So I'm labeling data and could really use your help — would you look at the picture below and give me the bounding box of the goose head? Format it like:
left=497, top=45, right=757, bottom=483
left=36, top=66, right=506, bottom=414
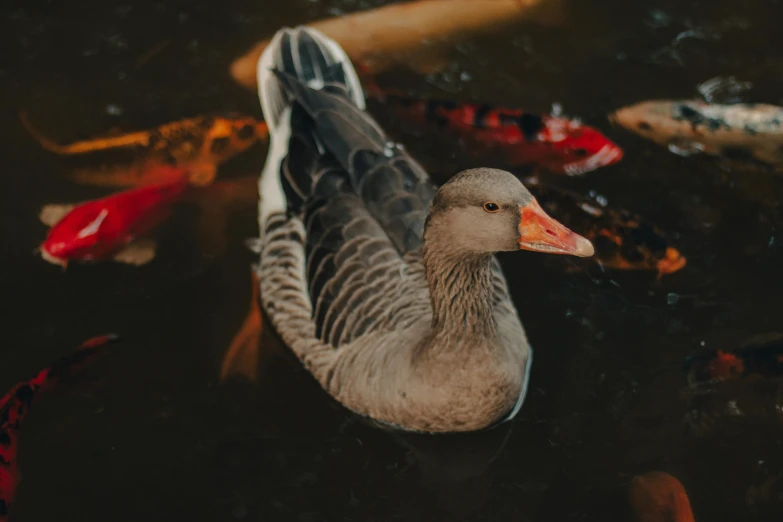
left=425, top=168, right=594, bottom=257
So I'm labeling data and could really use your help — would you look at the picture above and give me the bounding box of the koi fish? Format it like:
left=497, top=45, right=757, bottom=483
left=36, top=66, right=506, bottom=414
left=524, top=178, right=686, bottom=276
left=0, top=334, right=118, bottom=521
left=628, top=472, right=695, bottom=522
left=609, top=99, right=783, bottom=168
left=374, top=92, right=623, bottom=175
left=230, top=0, right=564, bottom=89
left=684, top=333, right=783, bottom=386
left=682, top=334, right=783, bottom=437
left=38, top=167, right=189, bottom=268
left=20, top=111, right=267, bottom=187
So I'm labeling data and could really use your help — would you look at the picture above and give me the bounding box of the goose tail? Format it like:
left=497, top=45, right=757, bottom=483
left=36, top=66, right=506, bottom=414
left=256, top=26, right=365, bottom=229
left=258, top=26, right=364, bottom=127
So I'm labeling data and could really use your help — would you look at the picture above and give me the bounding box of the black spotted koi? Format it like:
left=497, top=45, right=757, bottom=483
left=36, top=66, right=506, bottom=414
left=610, top=99, right=783, bottom=168
left=525, top=178, right=686, bottom=277
left=20, top=111, right=268, bottom=187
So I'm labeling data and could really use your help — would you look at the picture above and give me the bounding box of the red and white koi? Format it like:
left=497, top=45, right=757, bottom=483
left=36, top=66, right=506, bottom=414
left=38, top=167, right=189, bottom=268
left=374, top=91, right=623, bottom=175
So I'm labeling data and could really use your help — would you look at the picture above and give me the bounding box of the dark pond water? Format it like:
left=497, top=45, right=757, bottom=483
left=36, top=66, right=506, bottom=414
left=3, top=0, right=783, bottom=520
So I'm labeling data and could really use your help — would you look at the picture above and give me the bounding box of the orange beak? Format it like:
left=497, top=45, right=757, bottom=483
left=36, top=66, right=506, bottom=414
left=519, top=199, right=595, bottom=257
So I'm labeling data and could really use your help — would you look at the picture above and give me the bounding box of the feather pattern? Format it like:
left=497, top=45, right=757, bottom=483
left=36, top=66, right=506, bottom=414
left=254, top=26, right=531, bottom=433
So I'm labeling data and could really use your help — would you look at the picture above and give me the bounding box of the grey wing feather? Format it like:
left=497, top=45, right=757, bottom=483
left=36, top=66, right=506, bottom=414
left=275, top=69, right=438, bottom=255
left=259, top=26, right=434, bottom=354
left=296, top=143, right=429, bottom=348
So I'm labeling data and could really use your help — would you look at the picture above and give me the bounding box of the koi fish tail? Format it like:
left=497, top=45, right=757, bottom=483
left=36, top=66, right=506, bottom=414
left=18, top=110, right=71, bottom=154
left=220, top=270, right=263, bottom=383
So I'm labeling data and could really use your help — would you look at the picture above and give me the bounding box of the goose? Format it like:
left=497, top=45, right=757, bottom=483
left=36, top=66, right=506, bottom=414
left=254, top=26, right=594, bottom=433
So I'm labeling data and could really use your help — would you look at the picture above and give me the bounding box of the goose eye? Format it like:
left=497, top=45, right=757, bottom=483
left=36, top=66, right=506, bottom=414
left=483, top=202, right=500, bottom=213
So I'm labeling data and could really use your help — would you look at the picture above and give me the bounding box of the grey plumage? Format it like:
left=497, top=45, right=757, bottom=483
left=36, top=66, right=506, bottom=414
left=255, top=27, right=542, bottom=433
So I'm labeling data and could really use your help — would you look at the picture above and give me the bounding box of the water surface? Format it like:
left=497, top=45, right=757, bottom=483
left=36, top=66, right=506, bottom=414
left=2, top=0, right=783, bottom=520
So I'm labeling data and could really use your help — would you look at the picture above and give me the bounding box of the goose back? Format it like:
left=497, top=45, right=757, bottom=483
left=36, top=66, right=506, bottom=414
left=254, top=26, right=530, bottom=433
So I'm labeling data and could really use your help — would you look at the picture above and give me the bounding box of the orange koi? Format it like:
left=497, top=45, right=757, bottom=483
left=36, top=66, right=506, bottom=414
left=20, top=111, right=268, bottom=187
left=230, top=0, right=564, bottom=90
left=0, top=334, right=118, bottom=521
left=629, top=472, right=695, bottom=522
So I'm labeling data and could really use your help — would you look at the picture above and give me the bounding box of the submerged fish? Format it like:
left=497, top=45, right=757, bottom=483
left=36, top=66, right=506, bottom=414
left=525, top=178, right=686, bottom=276
left=20, top=111, right=267, bottom=187
left=0, top=334, right=118, bottom=521
left=684, top=333, right=783, bottom=386
left=609, top=99, right=783, bottom=168
left=628, top=471, right=695, bottom=522
left=682, top=334, right=783, bottom=437
left=38, top=167, right=189, bottom=268
left=375, top=92, right=623, bottom=175
left=230, top=0, right=564, bottom=89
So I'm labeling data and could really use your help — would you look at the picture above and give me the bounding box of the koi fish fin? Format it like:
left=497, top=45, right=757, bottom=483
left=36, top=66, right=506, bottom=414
left=656, top=247, right=687, bottom=278
left=220, top=271, right=263, bottom=383
left=628, top=471, right=695, bottom=522
left=18, top=110, right=72, bottom=155
left=112, top=238, right=157, bottom=266
left=67, top=165, right=146, bottom=188
left=38, top=203, right=77, bottom=227
left=68, top=161, right=189, bottom=189
left=254, top=121, right=270, bottom=143
left=39, top=248, right=68, bottom=270
left=188, top=162, right=218, bottom=187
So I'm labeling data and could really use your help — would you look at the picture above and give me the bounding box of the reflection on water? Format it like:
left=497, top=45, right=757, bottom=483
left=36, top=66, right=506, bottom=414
left=2, top=0, right=783, bottom=521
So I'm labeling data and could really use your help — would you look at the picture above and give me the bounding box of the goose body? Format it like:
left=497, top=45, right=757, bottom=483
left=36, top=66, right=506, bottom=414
left=254, top=27, right=594, bottom=433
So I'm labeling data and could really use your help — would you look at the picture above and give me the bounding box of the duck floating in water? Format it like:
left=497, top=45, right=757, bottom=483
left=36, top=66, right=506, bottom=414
left=253, top=26, right=594, bottom=433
